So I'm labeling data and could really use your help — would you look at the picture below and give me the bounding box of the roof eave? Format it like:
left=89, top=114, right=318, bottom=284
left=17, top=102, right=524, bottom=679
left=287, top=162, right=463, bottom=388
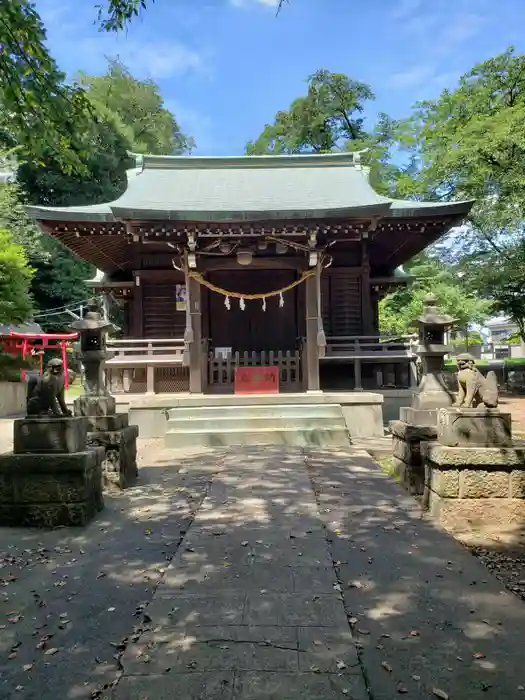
left=388, top=199, right=475, bottom=218
left=109, top=203, right=393, bottom=222
left=25, top=205, right=116, bottom=223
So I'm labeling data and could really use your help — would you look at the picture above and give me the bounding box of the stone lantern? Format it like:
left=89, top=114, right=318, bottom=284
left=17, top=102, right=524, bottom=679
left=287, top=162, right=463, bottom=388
left=70, top=300, right=139, bottom=489
left=409, top=294, right=457, bottom=413
left=70, top=299, right=113, bottom=399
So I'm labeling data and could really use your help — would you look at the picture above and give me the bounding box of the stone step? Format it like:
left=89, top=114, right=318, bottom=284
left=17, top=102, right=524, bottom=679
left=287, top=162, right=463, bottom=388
left=165, top=426, right=351, bottom=449
left=165, top=403, right=343, bottom=420
left=166, top=415, right=346, bottom=432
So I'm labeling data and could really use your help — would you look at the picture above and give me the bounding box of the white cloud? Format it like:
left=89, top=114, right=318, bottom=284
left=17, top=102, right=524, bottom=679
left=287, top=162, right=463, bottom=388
left=164, top=100, right=215, bottom=154
left=390, top=0, right=423, bottom=21
left=389, top=65, right=434, bottom=88
left=121, top=43, right=207, bottom=79
left=438, top=12, right=486, bottom=51
left=73, top=37, right=210, bottom=80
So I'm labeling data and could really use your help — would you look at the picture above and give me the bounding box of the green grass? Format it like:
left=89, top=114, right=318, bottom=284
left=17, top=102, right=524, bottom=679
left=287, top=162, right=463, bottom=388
left=66, top=383, right=82, bottom=398
left=444, top=359, right=489, bottom=368
left=375, top=455, right=401, bottom=482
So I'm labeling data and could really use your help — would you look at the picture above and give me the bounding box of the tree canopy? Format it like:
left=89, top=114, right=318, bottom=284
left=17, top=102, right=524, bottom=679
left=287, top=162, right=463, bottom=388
left=1, top=57, right=193, bottom=330
left=378, top=254, right=492, bottom=336
left=0, top=227, right=33, bottom=326
left=404, top=47, right=525, bottom=339
left=246, top=69, right=411, bottom=196
left=0, top=0, right=190, bottom=171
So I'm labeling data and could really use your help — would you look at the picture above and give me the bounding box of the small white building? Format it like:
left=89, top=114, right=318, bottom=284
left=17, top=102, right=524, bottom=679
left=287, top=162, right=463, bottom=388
left=484, top=316, right=524, bottom=359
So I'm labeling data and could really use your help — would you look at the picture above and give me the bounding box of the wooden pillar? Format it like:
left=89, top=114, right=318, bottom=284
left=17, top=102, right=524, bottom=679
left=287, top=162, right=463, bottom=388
left=188, top=274, right=203, bottom=393
left=361, top=237, right=374, bottom=335
left=305, top=271, right=320, bottom=392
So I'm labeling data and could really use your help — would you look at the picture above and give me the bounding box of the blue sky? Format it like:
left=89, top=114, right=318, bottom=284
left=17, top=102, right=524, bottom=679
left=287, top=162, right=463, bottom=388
left=36, top=0, right=525, bottom=156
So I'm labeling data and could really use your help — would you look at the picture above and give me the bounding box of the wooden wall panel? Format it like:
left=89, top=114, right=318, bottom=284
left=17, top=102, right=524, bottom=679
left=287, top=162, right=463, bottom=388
left=321, top=269, right=362, bottom=336
left=142, top=283, right=186, bottom=338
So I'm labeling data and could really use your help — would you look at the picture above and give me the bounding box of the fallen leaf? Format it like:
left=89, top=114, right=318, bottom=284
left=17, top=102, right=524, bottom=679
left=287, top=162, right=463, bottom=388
left=473, top=652, right=486, bottom=659
left=408, top=630, right=419, bottom=637
left=333, top=584, right=342, bottom=592
left=398, top=688, right=409, bottom=694
left=22, top=664, right=33, bottom=672
left=336, top=660, right=347, bottom=670
left=412, top=675, right=421, bottom=681
left=107, top=607, right=116, bottom=612
left=240, top=541, right=249, bottom=547
left=310, top=665, right=321, bottom=673
left=382, top=661, right=393, bottom=673
left=349, top=617, right=358, bottom=626
left=44, top=648, right=59, bottom=655
left=432, top=689, right=449, bottom=700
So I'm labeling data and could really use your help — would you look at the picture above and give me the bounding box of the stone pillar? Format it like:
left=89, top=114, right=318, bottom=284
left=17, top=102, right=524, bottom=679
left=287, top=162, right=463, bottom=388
left=188, top=274, right=203, bottom=394
left=305, top=272, right=320, bottom=392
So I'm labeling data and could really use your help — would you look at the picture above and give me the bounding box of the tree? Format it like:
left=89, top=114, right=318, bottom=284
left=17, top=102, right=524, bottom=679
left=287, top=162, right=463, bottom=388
left=0, top=227, right=33, bottom=326
left=0, top=0, right=94, bottom=171
left=0, top=0, right=184, bottom=170
left=2, top=58, right=193, bottom=329
left=378, top=253, right=492, bottom=336
left=404, top=47, right=525, bottom=339
left=410, top=48, right=525, bottom=227
left=246, top=70, right=409, bottom=196
left=0, top=181, right=93, bottom=330
left=247, top=70, right=374, bottom=154
left=78, top=59, right=194, bottom=155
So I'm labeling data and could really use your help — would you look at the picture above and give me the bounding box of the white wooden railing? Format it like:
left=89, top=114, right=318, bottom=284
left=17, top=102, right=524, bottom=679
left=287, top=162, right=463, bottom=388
left=324, top=335, right=418, bottom=390
left=105, top=338, right=187, bottom=394
left=325, top=334, right=418, bottom=358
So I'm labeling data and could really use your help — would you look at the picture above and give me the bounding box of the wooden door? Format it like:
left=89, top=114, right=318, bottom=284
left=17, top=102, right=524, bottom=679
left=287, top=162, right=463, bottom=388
left=208, top=270, right=298, bottom=352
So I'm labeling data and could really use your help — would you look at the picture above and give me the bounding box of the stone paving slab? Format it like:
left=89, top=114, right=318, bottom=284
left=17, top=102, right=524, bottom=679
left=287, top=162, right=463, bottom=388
left=2, top=440, right=525, bottom=699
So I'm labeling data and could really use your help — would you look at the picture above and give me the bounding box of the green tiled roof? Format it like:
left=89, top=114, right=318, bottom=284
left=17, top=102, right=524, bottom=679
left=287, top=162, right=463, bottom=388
left=25, top=153, right=474, bottom=223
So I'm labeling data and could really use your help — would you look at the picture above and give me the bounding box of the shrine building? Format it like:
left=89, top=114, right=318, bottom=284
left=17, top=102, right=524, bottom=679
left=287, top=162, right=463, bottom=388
left=26, top=152, right=473, bottom=415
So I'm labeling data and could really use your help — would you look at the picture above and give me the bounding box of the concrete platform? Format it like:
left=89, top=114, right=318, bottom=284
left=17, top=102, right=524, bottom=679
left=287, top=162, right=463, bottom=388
left=128, top=391, right=385, bottom=441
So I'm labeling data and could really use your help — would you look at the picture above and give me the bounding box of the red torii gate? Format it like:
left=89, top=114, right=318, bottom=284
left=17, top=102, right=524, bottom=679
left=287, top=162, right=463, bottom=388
left=0, top=331, right=79, bottom=388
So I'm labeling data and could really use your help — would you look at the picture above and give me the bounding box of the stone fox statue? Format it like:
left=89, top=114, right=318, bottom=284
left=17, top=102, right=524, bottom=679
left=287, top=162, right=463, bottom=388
left=26, top=358, right=72, bottom=417
left=454, top=353, right=498, bottom=409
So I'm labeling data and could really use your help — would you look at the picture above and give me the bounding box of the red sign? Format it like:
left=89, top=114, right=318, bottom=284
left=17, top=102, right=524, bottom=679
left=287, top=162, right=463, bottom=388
left=234, top=366, right=279, bottom=394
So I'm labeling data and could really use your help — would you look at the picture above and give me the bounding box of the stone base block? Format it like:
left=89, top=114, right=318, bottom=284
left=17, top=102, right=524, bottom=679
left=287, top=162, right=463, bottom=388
left=437, top=407, right=512, bottom=447
left=13, top=416, right=88, bottom=454
left=399, top=407, right=438, bottom=427
left=0, top=447, right=104, bottom=527
left=429, top=495, right=525, bottom=533
left=422, top=442, right=525, bottom=532
left=86, top=425, right=139, bottom=489
left=82, top=412, right=128, bottom=433
left=74, top=395, right=116, bottom=417
left=390, top=420, right=437, bottom=443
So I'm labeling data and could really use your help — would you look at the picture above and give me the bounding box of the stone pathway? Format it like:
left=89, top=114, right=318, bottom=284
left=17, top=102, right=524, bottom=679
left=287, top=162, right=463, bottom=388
left=1, top=444, right=525, bottom=699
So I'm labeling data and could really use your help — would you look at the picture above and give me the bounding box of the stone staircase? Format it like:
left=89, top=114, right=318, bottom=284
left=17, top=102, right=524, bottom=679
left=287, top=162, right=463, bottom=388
left=164, top=403, right=351, bottom=449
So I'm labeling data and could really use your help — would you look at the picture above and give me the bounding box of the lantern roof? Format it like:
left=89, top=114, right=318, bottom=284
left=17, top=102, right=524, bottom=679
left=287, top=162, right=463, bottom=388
left=410, top=294, right=458, bottom=328
left=69, top=300, right=112, bottom=332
